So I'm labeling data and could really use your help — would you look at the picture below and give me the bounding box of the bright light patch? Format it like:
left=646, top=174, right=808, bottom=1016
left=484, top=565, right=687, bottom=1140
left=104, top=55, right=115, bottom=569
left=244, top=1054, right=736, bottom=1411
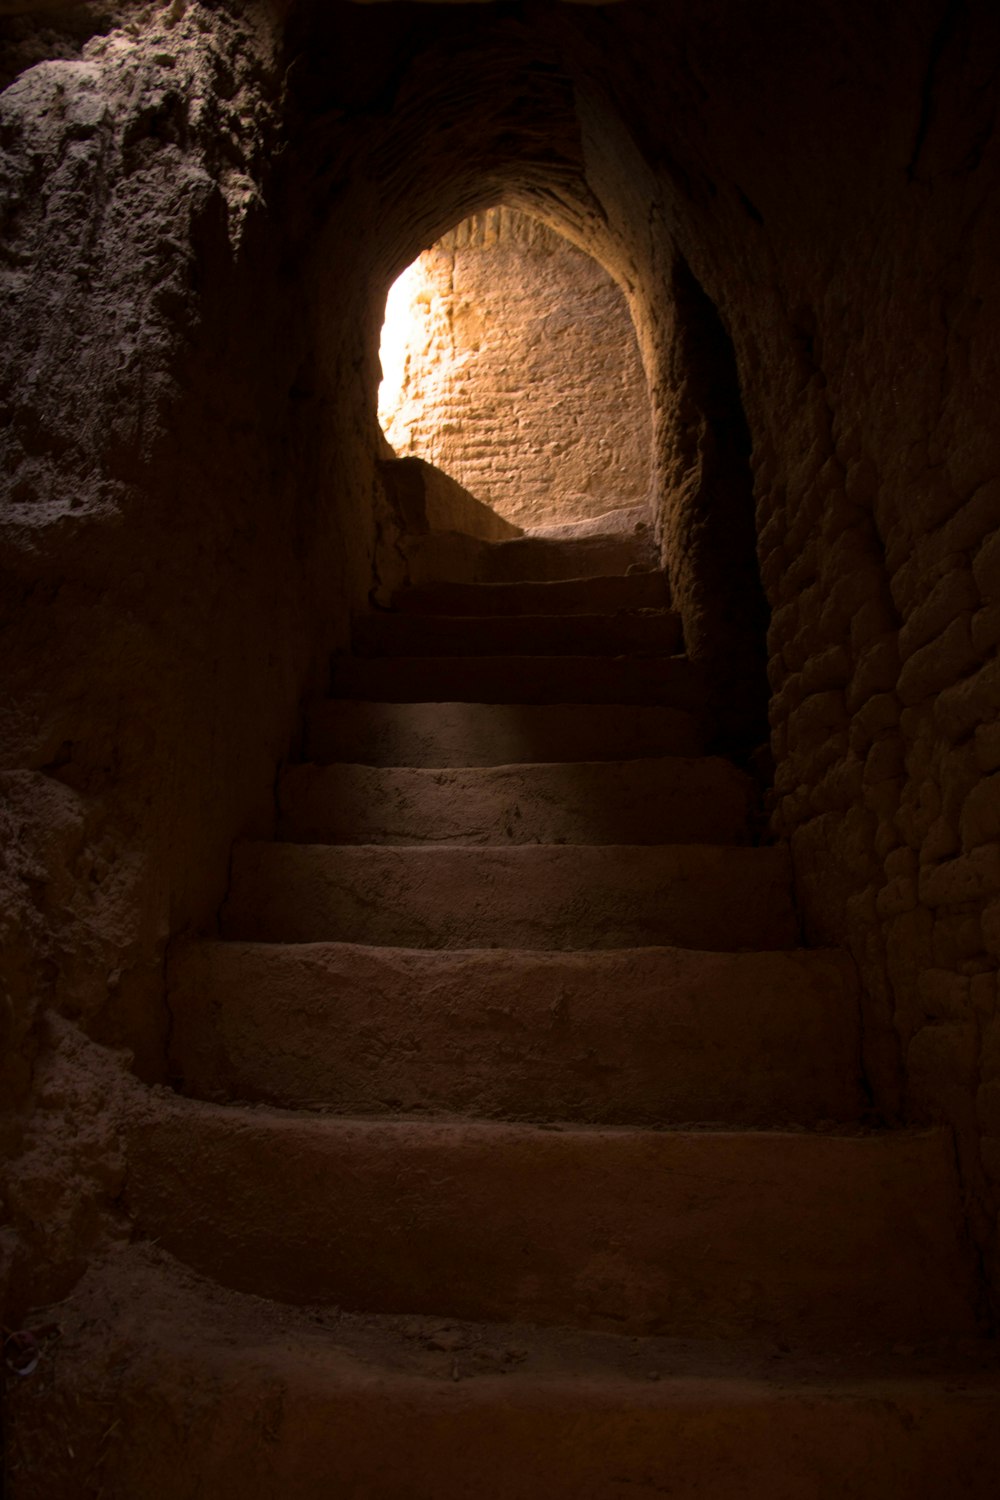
left=374, top=208, right=653, bottom=530
left=377, top=259, right=425, bottom=445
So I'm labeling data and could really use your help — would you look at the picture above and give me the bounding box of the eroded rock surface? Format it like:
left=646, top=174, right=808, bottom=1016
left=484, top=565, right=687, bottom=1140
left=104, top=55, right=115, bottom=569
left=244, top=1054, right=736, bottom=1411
left=2, top=0, right=1000, bottom=1467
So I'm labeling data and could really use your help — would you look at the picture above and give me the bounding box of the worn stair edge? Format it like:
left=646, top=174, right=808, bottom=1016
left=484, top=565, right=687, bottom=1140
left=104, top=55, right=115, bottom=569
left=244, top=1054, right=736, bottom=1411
left=167, top=940, right=865, bottom=1124
left=392, top=572, right=671, bottom=616
left=405, top=528, right=657, bottom=585
left=9, top=1246, right=1000, bottom=1500
left=123, top=1102, right=982, bottom=1344
left=524, top=505, right=655, bottom=541
left=221, top=842, right=799, bottom=952
left=330, top=653, right=706, bottom=707
left=351, top=609, right=683, bottom=658
left=276, top=758, right=754, bottom=847
left=305, top=700, right=705, bottom=766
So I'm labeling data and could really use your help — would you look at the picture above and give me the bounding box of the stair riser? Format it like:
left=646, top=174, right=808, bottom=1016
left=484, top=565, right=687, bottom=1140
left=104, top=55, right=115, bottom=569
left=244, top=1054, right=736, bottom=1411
left=352, top=611, right=682, bottom=658
left=168, top=942, right=864, bottom=1124
left=277, top=760, right=753, bottom=847
left=222, top=843, right=799, bottom=951
left=25, top=1354, right=1000, bottom=1500
left=125, top=1106, right=980, bottom=1343
left=479, top=536, right=660, bottom=582
left=393, top=574, right=671, bottom=616
left=306, top=701, right=704, bottom=766
left=406, top=531, right=657, bottom=584
left=331, top=655, right=705, bottom=706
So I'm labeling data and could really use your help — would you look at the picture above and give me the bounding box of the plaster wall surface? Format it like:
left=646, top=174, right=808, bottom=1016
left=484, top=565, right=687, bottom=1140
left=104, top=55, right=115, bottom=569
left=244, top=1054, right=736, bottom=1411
left=379, top=207, right=652, bottom=529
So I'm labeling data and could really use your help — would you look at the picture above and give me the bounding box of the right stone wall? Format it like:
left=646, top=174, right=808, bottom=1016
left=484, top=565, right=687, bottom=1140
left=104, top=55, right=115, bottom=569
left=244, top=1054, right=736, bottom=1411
left=558, top=0, right=1000, bottom=1300
left=625, top=1, right=1000, bottom=1290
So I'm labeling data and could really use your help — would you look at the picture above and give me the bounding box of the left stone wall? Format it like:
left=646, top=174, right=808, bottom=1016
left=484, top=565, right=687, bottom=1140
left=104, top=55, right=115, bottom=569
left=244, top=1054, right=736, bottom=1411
left=0, top=0, right=381, bottom=1317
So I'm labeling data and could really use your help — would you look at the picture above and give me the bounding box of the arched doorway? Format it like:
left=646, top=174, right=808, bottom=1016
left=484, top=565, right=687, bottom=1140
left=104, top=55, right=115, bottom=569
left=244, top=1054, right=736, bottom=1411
left=376, top=206, right=653, bottom=535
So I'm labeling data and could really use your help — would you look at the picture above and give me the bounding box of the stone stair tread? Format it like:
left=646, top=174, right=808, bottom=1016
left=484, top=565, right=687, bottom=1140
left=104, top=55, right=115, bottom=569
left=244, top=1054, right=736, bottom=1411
left=523, top=506, right=655, bottom=542
left=276, top=757, right=754, bottom=846
left=123, top=1098, right=981, bottom=1344
left=17, top=1245, right=1000, bottom=1499
left=59, top=500, right=982, bottom=1500
left=331, top=653, right=705, bottom=706
left=167, top=939, right=864, bottom=1124
left=405, top=527, right=657, bottom=584
left=305, top=699, right=704, bottom=765
left=393, top=573, right=671, bottom=616
left=221, top=841, right=798, bottom=951
left=351, top=609, right=683, bottom=658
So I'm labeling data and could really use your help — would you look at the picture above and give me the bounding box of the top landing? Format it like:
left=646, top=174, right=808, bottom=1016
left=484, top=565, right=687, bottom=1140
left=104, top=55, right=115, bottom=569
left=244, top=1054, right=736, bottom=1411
left=403, top=505, right=660, bottom=587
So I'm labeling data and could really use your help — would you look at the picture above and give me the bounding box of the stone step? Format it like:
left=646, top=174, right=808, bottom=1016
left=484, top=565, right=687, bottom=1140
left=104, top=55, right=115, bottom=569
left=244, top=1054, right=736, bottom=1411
left=17, top=1246, right=1000, bottom=1500
left=524, top=505, right=655, bottom=542
left=393, top=573, right=671, bottom=616
left=406, top=526, right=658, bottom=584
left=168, top=941, right=864, bottom=1125
left=221, top=843, right=798, bottom=951
left=306, top=700, right=704, bottom=766
left=351, top=610, right=682, bottom=658
left=277, top=758, right=754, bottom=847
left=331, top=654, right=705, bottom=706
left=123, top=1102, right=980, bottom=1344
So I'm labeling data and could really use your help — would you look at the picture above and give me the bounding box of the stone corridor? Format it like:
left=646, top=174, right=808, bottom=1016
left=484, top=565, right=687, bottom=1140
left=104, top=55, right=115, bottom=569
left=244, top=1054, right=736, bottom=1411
left=10, top=512, right=1000, bottom=1494
left=2, top=0, right=1000, bottom=1494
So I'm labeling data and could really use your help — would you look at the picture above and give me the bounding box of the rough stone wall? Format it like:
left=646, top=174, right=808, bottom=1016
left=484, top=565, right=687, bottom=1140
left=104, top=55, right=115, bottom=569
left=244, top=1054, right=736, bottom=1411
left=651, top=253, right=770, bottom=756
left=0, top=0, right=392, bottom=1314
left=3, top=0, right=1000, bottom=1331
left=615, top=0, right=1000, bottom=1297
left=378, top=206, right=652, bottom=530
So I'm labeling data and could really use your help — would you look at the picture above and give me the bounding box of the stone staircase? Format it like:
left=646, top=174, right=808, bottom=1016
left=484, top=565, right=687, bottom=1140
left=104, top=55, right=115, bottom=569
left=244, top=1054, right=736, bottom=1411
left=10, top=523, right=1000, bottom=1497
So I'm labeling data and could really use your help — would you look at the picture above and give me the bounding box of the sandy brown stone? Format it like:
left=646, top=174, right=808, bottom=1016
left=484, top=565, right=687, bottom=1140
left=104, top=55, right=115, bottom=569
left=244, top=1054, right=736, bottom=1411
left=379, top=455, right=521, bottom=541
left=405, top=519, right=658, bottom=585
left=392, top=572, right=671, bottom=616
left=379, top=207, right=652, bottom=529
left=8, top=1246, right=1000, bottom=1500
left=306, top=699, right=704, bottom=766
left=123, top=1101, right=980, bottom=1344
left=4, top=0, right=1000, bottom=1485
left=351, top=607, right=682, bottom=658
left=168, top=939, right=864, bottom=1124
left=277, top=757, right=753, bottom=846
left=221, top=841, right=799, bottom=951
